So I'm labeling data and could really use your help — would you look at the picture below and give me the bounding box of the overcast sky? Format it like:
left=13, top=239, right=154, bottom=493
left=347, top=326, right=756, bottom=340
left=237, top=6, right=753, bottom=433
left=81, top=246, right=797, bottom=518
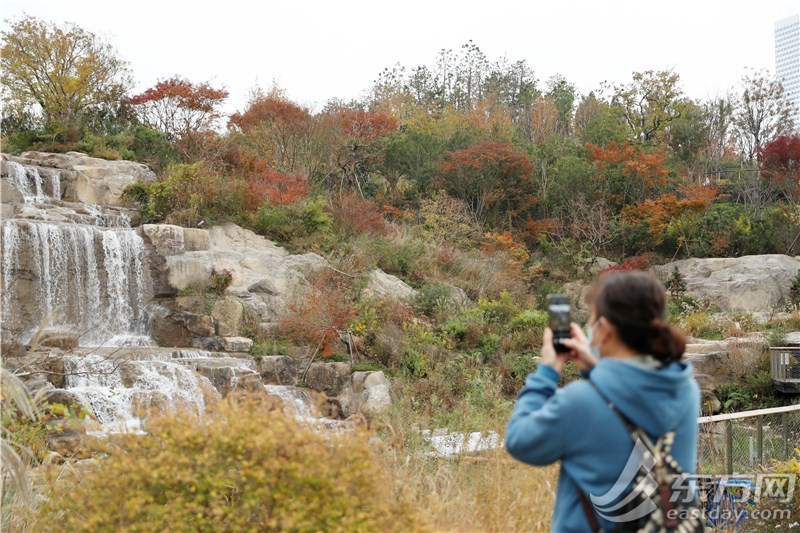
left=3, top=0, right=800, bottom=114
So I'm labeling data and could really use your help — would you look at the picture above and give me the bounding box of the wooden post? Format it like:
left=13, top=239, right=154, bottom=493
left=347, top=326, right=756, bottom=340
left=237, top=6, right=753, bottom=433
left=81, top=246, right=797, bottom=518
left=726, top=420, right=733, bottom=475
left=784, top=412, right=790, bottom=460
left=756, top=416, right=763, bottom=467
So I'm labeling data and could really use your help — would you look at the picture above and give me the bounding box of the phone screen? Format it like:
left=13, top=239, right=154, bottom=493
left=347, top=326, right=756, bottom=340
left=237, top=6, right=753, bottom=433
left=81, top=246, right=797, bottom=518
left=548, top=303, right=571, bottom=333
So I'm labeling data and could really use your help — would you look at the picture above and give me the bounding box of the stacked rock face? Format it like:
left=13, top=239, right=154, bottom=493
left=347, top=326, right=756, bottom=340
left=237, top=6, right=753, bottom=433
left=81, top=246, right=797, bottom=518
left=1, top=152, right=155, bottom=346
left=653, top=255, right=800, bottom=320
left=1, top=152, right=394, bottom=434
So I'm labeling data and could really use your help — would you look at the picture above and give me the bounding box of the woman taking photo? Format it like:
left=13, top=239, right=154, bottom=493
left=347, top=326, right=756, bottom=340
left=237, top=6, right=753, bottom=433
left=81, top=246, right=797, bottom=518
left=505, top=271, right=701, bottom=532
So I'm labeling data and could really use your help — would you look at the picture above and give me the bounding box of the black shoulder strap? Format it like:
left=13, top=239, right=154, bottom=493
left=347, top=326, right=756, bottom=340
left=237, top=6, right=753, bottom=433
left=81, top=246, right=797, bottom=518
left=577, top=486, right=603, bottom=533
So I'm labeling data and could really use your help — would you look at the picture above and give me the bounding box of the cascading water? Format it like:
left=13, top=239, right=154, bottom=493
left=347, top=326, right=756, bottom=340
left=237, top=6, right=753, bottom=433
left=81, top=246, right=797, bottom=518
left=1, top=220, right=149, bottom=345
left=1, top=159, right=151, bottom=346
left=63, top=352, right=219, bottom=433
left=2, top=156, right=327, bottom=434
left=7, top=160, right=60, bottom=204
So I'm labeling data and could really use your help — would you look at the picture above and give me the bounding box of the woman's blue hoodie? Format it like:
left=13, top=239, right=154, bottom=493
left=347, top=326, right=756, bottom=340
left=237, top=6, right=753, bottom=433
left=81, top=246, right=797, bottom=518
left=505, top=358, right=700, bottom=532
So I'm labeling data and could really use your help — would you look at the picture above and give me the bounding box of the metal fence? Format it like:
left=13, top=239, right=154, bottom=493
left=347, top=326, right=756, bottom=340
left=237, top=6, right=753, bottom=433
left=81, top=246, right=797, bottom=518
left=698, top=405, right=800, bottom=475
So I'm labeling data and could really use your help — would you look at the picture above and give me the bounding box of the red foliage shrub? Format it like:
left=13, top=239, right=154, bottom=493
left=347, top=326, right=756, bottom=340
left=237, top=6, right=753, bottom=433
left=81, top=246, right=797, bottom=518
left=759, top=135, right=800, bottom=202
left=128, top=76, right=228, bottom=139
left=598, top=253, right=653, bottom=276
left=328, top=193, right=386, bottom=237
left=279, top=270, right=356, bottom=357
left=337, top=110, right=398, bottom=143
left=437, top=141, right=537, bottom=224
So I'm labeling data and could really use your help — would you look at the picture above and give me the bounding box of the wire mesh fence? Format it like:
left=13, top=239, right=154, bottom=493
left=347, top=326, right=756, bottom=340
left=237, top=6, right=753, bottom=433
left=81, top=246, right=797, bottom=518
left=698, top=405, right=800, bottom=475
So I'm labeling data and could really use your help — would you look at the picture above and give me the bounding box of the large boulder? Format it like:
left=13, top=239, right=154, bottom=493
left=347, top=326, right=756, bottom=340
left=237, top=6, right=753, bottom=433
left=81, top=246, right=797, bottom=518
left=257, top=356, right=301, bottom=386
left=303, top=362, right=351, bottom=396
left=14, top=151, right=156, bottom=206
left=146, top=223, right=327, bottom=323
left=342, top=371, right=392, bottom=417
left=211, top=297, right=245, bottom=336
left=181, top=358, right=261, bottom=396
left=684, top=335, right=769, bottom=390
left=654, top=255, right=800, bottom=318
left=361, top=269, right=418, bottom=301
left=151, top=310, right=215, bottom=347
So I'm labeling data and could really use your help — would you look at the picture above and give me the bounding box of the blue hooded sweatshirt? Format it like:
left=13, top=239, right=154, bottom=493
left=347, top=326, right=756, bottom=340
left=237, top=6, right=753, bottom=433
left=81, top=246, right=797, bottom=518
left=505, top=358, right=700, bottom=532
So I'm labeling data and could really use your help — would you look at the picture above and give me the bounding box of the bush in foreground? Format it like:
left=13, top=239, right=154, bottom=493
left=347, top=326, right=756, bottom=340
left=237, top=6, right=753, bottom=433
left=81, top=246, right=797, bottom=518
left=32, top=394, right=423, bottom=532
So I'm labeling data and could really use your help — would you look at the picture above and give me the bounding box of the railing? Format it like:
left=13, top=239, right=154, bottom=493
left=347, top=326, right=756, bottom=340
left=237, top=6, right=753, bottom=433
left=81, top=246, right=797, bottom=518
left=771, top=347, right=800, bottom=392
left=697, top=404, right=800, bottom=475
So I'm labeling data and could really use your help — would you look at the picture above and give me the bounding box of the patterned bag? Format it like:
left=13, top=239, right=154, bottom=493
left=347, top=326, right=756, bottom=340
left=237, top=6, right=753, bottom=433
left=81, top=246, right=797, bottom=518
left=577, top=381, right=705, bottom=533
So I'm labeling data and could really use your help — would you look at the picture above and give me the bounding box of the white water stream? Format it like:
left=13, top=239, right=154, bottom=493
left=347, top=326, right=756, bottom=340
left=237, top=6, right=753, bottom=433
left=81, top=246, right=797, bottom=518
left=2, top=159, right=338, bottom=433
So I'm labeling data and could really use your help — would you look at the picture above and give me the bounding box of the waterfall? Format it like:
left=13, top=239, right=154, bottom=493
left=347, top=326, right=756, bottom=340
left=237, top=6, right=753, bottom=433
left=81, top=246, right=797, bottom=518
left=0, top=220, right=150, bottom=346
left=64, top=353, right=218, bottom=433
left=85, top=203, right=131, bottom=228
left=7, top=161, right=60, bottom=203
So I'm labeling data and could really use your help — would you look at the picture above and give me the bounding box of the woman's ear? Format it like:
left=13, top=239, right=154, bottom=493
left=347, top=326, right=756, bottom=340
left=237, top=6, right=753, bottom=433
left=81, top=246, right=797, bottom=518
left=597, top=316, right=614, bottom=344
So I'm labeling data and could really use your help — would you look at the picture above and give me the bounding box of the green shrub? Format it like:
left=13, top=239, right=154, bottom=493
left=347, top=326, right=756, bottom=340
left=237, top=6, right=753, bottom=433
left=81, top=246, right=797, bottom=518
left=476, top=291, right=519, bottom=326
left=664, top=266, right=687, bottom=297
left=415, top=281, right=456, bottom=318
left=509, top=309, right=548, bottom=332
left=32, top=395, right=423, bottom=532
left=790, top=270, right=800, bottom=307
left=122, top=163, right=247, bottom=225
left=680, top=311, right=723, bottom=339
left=365, top=235, right=427, bottom=282
left=532, top=280, right=563, bottom=311
left=129, top=125, right=179, bottom=171
left=250, top=338, right=290, bottom=357
left=252, top=197, right=332, bottom=247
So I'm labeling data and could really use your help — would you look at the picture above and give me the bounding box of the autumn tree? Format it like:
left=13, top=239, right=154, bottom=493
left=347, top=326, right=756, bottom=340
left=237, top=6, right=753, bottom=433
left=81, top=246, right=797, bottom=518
left=701, top=95, right=737, bottom=180
left=437, top=141, right=536, bottom=227
left=666, top=99, right=708, bottom=179
left=484, top=58, right=538, bottom=124
left=759, top=135, right=800, bottom=205
left=330, top=106, right=398, bottom=195
left=220, top=144, right=308, bottom=209
left=1, top=15, right=132, bottom=132
left=545, top=74, right=576, bottom=136
left=621, top=184, right=723, bottom=254
left=527, top=96, right=560, bottom=145
left=574, top=92, right=627, bottom=146
left=588, top=141, right=671, bottom=208
left=609, top=69, right=683, bottom=144
left=381, top=130, right=446, bottom=194
left=128, top=76, right=228, bottom=140
left=229, top=92, right=332, bottom=180
left=734, top=69, right=795, bottom=162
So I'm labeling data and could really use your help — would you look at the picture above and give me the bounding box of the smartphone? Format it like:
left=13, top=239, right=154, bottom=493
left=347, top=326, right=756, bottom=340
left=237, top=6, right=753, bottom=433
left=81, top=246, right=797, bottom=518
left=547, top=294, right=571, bottom=353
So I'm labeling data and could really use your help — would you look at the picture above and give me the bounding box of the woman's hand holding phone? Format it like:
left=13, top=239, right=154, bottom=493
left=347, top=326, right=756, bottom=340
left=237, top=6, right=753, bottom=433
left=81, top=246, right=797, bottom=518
left=540, top=323, right=598, bottom=374
left=540, top=327, right=570, bottom=372
left=561, top=323, right=597, bottom=372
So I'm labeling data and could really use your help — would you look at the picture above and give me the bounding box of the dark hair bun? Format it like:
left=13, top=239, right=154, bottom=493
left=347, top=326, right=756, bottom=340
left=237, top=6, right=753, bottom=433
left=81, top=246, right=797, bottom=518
left=649, top=319, right=686, bottom=364
left=593, top=271, right=687, bottom=364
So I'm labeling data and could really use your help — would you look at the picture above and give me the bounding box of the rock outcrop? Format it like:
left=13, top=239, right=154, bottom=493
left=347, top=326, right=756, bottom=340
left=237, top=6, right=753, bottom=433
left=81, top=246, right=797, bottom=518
left=361, top=269, right=418, bottom=301
left=654, top=255, right=800, bottom=318
left=684, top=335, right=769, bottom=390
left=8, top=151, right=156, bottom=206
left=143, top=223, right=327, bottom=328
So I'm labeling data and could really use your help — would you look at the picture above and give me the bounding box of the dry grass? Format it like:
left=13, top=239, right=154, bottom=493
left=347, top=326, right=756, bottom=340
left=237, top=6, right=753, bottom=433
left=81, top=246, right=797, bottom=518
left=725, top=335, right=768, bottom=379
left=375, top=400, right=558, bottom=533
left=385, top=448, right=558, bottom=532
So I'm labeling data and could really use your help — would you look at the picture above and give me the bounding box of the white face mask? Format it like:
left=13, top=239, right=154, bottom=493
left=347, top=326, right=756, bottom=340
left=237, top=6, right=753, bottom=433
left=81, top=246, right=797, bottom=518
left=586, top=322, right=602, bottom=360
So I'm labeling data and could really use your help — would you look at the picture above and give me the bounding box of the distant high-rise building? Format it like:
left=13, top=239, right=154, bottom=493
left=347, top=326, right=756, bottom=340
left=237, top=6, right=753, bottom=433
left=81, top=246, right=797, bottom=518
left=775, top=14, right=800, bottom=129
